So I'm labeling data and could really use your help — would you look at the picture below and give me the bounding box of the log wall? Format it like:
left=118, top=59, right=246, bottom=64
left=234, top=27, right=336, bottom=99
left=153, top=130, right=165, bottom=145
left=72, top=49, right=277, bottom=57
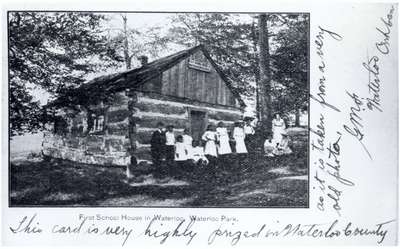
left=42, top=90, right=243, bottom=166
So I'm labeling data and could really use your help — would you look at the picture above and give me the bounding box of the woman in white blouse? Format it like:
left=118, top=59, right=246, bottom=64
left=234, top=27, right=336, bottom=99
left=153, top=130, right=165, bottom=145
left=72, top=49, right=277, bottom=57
left=216, top=122, right=232, bottom=156
left=201, top=124, right=218, bottom=160
left=233, top=122, right=247, bottom=154
left=272, top=113, right=286, bottom=144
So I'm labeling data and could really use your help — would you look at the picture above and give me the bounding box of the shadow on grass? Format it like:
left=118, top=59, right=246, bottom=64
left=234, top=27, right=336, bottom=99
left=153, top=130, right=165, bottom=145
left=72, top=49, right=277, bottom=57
left=10, top=146, right=308, bottom=207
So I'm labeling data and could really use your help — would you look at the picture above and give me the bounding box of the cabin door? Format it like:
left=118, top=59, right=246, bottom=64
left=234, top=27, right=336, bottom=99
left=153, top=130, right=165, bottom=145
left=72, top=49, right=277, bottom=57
left=190, top=110, right=207, bottom=142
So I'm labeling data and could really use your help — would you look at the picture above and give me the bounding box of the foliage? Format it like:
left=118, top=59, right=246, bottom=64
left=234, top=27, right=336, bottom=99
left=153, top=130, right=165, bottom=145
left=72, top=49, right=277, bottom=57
left=168, top=13, right=309, bottom=117
left=168, top=14, right=258, bottom=95
left=8, top=12, right=121, bottom=136
left=8, top=12, right=309, bottom=136
left=106, top=14, right=172, bottom=69
left=270, top=14, right=309, bottom=115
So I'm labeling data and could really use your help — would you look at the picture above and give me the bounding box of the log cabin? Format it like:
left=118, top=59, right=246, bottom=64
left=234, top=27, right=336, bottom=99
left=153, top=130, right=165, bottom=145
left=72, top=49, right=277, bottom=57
left=42, top=45, right=246, bottom=166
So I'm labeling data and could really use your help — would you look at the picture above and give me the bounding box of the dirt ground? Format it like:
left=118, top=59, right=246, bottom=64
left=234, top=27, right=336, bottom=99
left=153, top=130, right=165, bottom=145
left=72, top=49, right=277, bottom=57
left=9, top=147, right=308, bottom=207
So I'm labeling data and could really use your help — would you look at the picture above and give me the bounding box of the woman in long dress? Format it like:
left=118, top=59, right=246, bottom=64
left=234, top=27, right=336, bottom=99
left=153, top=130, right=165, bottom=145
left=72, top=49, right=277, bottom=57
left=216, top=122, right=232, bottom=156
left=182, top=128, right=193, bottom=159
left=272, top=113, right=286, bottom=144
left=233, top=122, right=247, bottom=154
left=201, top=125, right=218, bottom=163
left=243, top=117, right=255, bottom=152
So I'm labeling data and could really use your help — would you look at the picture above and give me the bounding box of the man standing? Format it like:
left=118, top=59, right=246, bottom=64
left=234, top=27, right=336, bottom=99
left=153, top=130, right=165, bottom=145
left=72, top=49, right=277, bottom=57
left=150, top=122, right=166, bottom=166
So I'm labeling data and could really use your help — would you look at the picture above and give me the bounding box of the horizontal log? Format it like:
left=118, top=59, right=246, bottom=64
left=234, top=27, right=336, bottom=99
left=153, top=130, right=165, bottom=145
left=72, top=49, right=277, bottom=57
left=138, top=91, right=243, bottom=112
left=137, top=115, right=189, bottom=130
left=133, top=101, right=187, bottom=116
left=208, top=119, right=235, bottom=130
left=104, top=137, right=130, bottom=152
left=132, top=149, right=152, bottom=161
left=63, top=137, right=81, bottom=148
left=107, top=122, right=128, bottom=136
left=208, top=111, right=242, bottom=122
left=109, top=92, right=129, bottom=106
left=136, top=130, right=152, bottom=144
left=86, top=146, right=106, bottom=155
left=107, top=109, right=130, bottom=123
left=136, top=130, right=184, bottom=145
left=85, top=135, right=104, bottom=144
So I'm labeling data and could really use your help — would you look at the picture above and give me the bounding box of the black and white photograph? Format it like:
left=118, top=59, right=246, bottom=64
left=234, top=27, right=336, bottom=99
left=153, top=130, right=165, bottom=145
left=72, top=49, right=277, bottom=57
left=8, top=12, right=309, bottom=207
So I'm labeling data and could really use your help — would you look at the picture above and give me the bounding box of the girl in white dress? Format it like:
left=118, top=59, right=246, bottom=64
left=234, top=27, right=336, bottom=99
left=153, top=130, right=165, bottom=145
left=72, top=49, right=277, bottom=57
left=201, top=125, right=218, bottom=164
left=182, top=128, right=193, bottom=159
left=216, top=122, right=232, bottom=155
left=233, top=122, right=247, bottom=154
left=272, top=113, right=286, bottom=144
left=174, top=135, right=188, bottom=161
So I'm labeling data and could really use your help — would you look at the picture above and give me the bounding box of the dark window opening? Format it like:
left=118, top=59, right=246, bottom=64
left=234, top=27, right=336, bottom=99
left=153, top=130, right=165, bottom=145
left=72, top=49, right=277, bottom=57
left=88, top=113, right=105, bottom=133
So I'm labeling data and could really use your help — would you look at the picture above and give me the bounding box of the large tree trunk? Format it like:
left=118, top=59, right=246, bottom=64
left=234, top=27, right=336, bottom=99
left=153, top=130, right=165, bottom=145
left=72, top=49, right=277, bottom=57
left=258, top=14, right=273, bottom=138
left=295, top=108, right=301, bottom=127
left=122, top=15, right=131, bottom=70
left=251, top=20, right=261, bottom=122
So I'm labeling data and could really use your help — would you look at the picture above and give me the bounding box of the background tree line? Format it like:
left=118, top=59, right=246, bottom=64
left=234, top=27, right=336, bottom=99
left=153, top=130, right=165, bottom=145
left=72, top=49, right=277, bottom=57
left=8, top=12, right=308, bottom=137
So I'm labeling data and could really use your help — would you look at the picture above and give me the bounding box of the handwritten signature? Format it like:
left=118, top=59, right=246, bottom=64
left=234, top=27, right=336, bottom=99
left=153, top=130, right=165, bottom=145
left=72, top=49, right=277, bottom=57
left=343, top=5, right=394, bottom=160
left=375, top=5, right=395, bottom=54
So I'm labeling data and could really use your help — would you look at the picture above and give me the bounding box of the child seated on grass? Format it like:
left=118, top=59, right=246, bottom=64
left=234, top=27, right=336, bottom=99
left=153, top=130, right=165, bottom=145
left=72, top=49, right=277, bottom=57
left=263, top=135, right=276, bottom=157
left=191, top=140, right=209, bottom=167
left=274, top=133, right=293, bottom=156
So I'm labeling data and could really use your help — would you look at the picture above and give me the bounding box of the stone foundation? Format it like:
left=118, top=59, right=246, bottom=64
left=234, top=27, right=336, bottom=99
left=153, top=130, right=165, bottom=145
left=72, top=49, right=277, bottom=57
left=42, top=133, right=131, bottom=166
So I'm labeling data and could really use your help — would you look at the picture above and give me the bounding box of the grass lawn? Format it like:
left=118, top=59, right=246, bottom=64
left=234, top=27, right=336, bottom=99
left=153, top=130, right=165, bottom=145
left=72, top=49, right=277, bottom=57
left=9, top=146, right=308, bottom=207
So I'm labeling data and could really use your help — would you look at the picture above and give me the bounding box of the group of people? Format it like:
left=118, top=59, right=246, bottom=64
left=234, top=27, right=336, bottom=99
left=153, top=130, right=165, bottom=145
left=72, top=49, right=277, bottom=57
left=150, top=120, right=255, bottom=168
left=150, top=113, right=292, bottom=168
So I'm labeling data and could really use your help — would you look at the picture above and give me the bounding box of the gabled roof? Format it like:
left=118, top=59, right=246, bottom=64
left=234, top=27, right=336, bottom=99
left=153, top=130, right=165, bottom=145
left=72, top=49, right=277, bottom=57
left=50, top=45, right=245, bottom=108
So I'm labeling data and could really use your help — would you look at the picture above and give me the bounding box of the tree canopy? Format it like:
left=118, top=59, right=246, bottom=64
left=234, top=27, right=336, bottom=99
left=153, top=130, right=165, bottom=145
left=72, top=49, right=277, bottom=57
left=8, top=12, right=308, bottom=136
left=167, top=13, right=309, bottom=119
left=8, top=12, right=121, bottom=136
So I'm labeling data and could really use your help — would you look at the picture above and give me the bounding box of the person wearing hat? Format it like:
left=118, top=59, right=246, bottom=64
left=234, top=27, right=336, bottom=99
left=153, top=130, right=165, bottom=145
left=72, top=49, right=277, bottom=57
left=274, top=132, right=292, bottom=156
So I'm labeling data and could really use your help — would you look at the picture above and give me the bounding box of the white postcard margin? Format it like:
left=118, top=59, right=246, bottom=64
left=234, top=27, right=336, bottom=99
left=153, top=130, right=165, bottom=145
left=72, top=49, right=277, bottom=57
left=0, top=1, right=398, bottom=247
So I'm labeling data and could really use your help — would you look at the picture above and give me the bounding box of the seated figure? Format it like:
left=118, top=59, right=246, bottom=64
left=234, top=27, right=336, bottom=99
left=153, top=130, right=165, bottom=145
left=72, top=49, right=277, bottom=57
left=190, top=140, right=209, bottom=166
left=264, top=135, right=276, bottom=157
left=274, top=133, right=293, bottom=156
